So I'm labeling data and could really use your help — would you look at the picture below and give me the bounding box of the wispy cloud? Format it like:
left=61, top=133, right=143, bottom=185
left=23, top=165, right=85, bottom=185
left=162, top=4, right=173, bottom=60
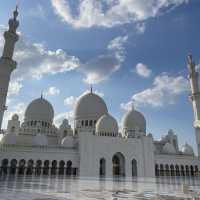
left=80, top=35, right=128, bottom=84
left=121, top=74, right=189, bottom=109
left=51, top=0, right=189, bottom=28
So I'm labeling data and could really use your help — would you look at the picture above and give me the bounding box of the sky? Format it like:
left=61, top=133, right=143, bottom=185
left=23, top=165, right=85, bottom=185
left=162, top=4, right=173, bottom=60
left=0, top=0, right=200, bottom=152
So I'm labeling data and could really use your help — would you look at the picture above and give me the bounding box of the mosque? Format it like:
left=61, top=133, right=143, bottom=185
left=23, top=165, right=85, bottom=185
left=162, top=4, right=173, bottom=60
left=0, top=8, right=200, bottom=178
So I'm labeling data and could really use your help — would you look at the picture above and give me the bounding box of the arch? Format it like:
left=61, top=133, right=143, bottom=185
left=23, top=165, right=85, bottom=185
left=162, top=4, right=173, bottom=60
left=170, top=164, right=175, bottom=176
left=175, top=165, right=180, bottom=176
left=181, top=165, right=185, bottom=176
left=160, top=164, right=164, bottom=176
left=66, top=160, right=72, bottom=176
left=51, top=160, right=57, bottom=175
left=190, top=165, right=194, bottom=176
left=1, top=159, right=9, bottom=175
left=58, top=160, right=65, bottom=175
left=132, top=159, right=137, bottom=177
left=99, top=158, right=106, bottom=177
left=165, top=164, right=170, bottom=176
left=195, top=165, right=198, bottom=175
left=10, top=159, right=17, bottom=175
left=18, top=159, right=26, bottom=175
left=112, top=152, right=125, bottom=177
left=155, top=164, right=159, bottom=177
left=43, top=160, right=50, bottom=175
left=35, top=160, right=42, bottom=175
left=185, top=165, right=190, bottom=176
left=26, top=159, right=34, bottom=175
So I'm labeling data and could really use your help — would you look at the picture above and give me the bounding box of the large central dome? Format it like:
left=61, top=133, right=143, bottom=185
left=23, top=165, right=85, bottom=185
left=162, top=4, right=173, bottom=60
left=25, top=97, right=54, bottom=123
left=74, top=92, right=108, bottom=121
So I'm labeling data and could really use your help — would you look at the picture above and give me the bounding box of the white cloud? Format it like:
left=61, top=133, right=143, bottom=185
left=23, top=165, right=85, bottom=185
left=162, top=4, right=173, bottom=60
left=0, top=27, right=126, bottom=86
left=14, top=41, right=80, bottom=80
left=0, top=27, right=80, bottom=82
left=121, top=74, right=189, bottom=109
left=81, top=35, right=128, bottom=84
left=45, top=86, right=60, bottom=96
left=135, top=63, right=152, bottom=78
left=51, top=0, right=189, bottom=28
left=64, top=96, right=77, bottom=108
left=8, top=81, right=23, bottom=96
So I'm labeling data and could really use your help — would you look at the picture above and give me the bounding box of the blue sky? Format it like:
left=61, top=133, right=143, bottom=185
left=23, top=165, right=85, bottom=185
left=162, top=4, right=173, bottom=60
left=0, top=0, right=200, bottom=151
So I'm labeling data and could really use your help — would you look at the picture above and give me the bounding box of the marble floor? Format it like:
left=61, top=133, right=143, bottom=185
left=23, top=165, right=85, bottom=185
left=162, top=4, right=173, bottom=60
left=0, top=176, right=200, bottom=200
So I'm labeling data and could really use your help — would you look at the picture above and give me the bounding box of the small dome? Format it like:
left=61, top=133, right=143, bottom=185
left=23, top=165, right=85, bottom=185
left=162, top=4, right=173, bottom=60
left=1, top=133, right=17, bottom=145
left=33, top=134, right=48, bottom=146
left=74, top=92, right=108, bottom=121
left=122, top=106, right=146, bottom=133
left=163, top=143, right=176, bottom=154
left=61, top=136, right=75, bottom=148
left=182, top=143, right=194, bottom=156
left=12, top=114, right=19, bottom=121
left=25, top=97, right=54, bottom=123
left=96, top=114, right=118, bottom=134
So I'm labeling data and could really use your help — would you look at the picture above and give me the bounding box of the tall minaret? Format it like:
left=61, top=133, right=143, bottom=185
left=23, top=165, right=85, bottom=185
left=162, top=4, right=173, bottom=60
left=187, top=54, right=200, bottom=157
left=0, top=7, right=19, bottom=130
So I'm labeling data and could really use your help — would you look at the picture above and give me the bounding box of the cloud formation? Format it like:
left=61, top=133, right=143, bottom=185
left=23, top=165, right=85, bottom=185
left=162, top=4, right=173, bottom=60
left=80, top=35, right=128, bottom=84
left=121, top=74, right=189, bottom=109
left=1, top=27, right=127, bottom=86
left=51, top=0, right=189, bottom=28
left=135, top=63, right=152, bottom=78
left=45, top=86, right=60, bottom=96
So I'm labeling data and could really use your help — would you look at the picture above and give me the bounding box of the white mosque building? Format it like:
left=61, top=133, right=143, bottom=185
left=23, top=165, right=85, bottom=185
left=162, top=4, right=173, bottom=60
left=0, top=8, right=200, bottom=178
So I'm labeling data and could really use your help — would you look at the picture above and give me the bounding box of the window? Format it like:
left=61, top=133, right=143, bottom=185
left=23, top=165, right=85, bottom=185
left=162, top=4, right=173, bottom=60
left=85, top=120, right=88, bottom=126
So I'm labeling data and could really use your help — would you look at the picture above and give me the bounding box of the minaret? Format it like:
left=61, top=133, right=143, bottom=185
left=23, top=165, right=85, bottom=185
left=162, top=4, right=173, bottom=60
left=0, top=7, right=19, bottom=130
left=187, top=54, right=200, bottom=157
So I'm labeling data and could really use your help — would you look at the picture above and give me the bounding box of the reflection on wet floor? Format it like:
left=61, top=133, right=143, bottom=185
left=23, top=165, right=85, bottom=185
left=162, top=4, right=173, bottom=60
left=0, top=175, right=200, bottom=200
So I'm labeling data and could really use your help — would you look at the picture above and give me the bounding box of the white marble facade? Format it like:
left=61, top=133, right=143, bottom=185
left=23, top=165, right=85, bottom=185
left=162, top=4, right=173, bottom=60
left=0, top=8, right=199, bottom=178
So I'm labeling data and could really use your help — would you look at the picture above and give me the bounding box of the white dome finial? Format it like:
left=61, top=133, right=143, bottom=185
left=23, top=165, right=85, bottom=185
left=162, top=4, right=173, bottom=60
left=131, top=99, right=135, bottom=111
left=90, top=85, right=93, bottom=94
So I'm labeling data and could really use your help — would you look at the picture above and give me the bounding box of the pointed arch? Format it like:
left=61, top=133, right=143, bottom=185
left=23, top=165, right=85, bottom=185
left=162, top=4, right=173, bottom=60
left=99, top=158, right=106, bottom=177
left=132, top=159, right=137, bottom=177
left=112, top=152, right=125, bottom=177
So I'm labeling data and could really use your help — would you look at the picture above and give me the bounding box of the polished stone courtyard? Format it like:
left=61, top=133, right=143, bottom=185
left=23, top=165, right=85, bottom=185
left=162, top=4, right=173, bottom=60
left=0, top=176, right=200, bottom=200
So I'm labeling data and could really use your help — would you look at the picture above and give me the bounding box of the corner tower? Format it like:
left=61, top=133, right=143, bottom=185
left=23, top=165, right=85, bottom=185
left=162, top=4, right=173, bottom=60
left=0, top=7, right=19, bottom=130
left=187, top=54, right=200, bottom=157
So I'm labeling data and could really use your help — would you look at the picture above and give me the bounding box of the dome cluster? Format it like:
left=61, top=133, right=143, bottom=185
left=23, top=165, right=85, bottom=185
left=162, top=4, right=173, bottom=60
left=0, top=90, right=148, bottom=146
left=74, top=91, right=146, bottom=137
